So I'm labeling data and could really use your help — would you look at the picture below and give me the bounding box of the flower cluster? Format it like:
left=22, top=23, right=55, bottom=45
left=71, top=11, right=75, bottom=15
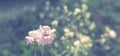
left=25, top=25, right=56, bottom=46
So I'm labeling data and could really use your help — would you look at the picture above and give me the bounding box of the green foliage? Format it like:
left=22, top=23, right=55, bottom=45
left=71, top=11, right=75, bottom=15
left=0, top=0, right=120, bottom=56
left=87, top=0, right=120, bottom=56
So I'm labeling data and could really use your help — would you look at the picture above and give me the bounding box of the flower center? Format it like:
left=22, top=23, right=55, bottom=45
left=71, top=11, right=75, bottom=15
left=44, top=33, right=49, bottom=36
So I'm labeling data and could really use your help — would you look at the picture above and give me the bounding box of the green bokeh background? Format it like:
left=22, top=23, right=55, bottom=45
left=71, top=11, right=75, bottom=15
left=0, top=0, right=120, bottom=56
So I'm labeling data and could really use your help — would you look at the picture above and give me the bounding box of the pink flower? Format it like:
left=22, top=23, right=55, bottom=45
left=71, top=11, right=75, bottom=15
left=25, top=36, right=34, bottom=45
left=37, top=25, right=56, bottom=46
left=25, top=25, right=56, bottom=46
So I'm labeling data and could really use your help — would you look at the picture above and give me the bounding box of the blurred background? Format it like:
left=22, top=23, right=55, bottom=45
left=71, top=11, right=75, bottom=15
left=0, top=0, right=120, bottom=56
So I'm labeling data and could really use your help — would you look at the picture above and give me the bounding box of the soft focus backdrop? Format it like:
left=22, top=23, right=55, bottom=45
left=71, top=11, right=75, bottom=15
left=0, top=0, right=120, bottom=56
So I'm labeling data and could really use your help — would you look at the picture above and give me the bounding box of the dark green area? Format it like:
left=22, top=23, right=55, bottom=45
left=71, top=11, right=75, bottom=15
left=0, top=0, right=120, bottom=56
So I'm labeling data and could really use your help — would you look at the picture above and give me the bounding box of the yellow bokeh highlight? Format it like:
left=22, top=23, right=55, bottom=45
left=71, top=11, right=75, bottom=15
left=80, top=36, right=91, bottom=43
left=73, top=40, right=80, bottom=47
left=105, top=26, right=111, bottom=32
left=85, top=12, right=91, bottom=19
left=105, top=26, right=117, bottom=38
left=79, top=22, right=84, bottom=27
left=108, top=30, right=117, bottom=38
left=63, top=5, right=68, bottom=13
left=84, top=43, right=93, bottom=48
left=64, top=31, right=74, bottom=37
left=82, top=3, right=88, bottom=12
left=70, top=46, right=75, bottom=52
left=64, top=32, right=69, bottom=36
left=73, top=8, right=81, bottom=15
left=100, top=38, right=106, bottom=44
left=64, top=27, right=70, bottom=32
left=69, top=32, right=74, bottom=37
left=51, top=20, right=58, bottom=26
left=61, top=36, right=66, bottom=41
left=89, top=22, right=96, bottom=30
left=76, top=33, right=93, bottom=48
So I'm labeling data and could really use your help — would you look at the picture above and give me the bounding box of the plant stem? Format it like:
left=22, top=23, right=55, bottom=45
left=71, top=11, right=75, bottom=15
left=34, top=45, right=36, bottom=56
left=42, top=46, right=44, bottom=56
